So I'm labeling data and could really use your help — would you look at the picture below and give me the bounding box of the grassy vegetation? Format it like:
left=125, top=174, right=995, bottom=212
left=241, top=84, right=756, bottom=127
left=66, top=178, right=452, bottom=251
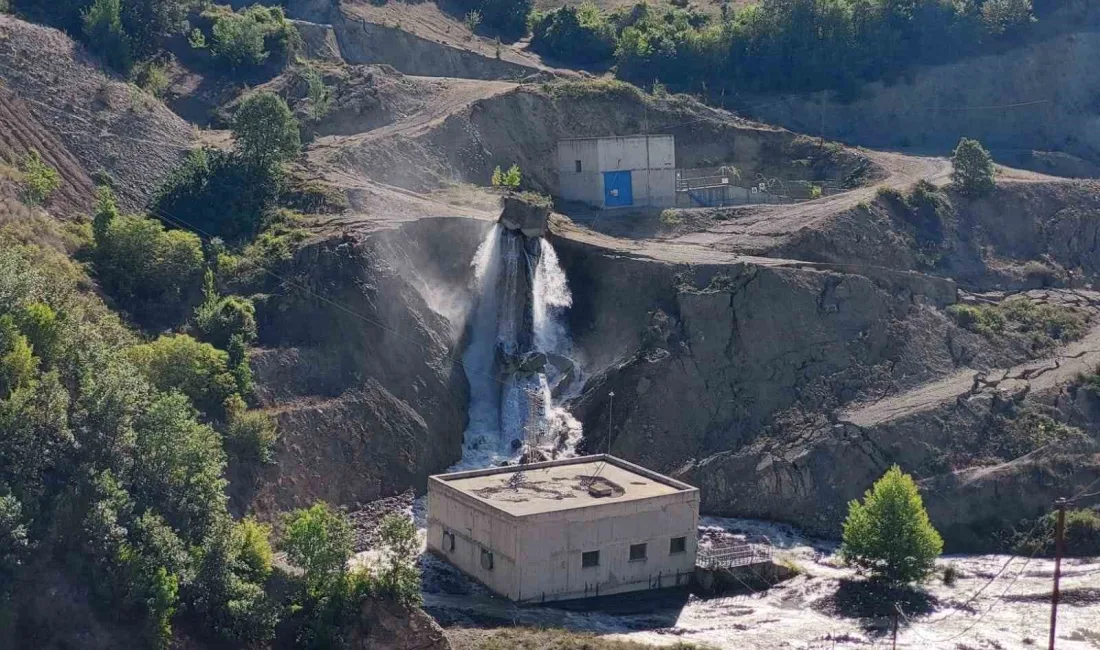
left=17, top=149, right=61, bottom=206
left=947, top=295, right=1089, bottom=348
left=449, top=627, right=709, bottom=650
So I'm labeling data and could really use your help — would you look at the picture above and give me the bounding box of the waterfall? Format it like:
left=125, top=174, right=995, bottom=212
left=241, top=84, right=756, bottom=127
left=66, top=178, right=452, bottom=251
left=452, top=225, right=582, bottom=471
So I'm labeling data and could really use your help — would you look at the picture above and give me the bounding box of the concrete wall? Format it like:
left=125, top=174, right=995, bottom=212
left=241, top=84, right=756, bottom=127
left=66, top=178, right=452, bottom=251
left=427, top=484, right=521, bottom=599
left=557, top=136, right=676, bottom=209
left=558, top=138, right=603, bottom=207
left=515, top=491, right=698, bottom=602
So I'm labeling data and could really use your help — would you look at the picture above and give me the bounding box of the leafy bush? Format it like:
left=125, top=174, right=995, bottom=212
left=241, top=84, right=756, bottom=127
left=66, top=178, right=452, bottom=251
left=1011, top=508, right=1100, bottom=557
left=841, top=465, right=943, bottom=584
left=18, top=149, right=61, bottom=206
left=194, top=270, right=257, bottom=349
left=375, top=514, right=421, bottom=605
left=209, top=4, right=300, bottom=70
left=952, top=137, right=996, bottom=197
left=454, top=0, right=530, bottom=40
left=491, top=164, right=521, bottom=189
left=981, top=0, right=1035, bottom=37
left=132, top=58, right=171, bottom=98
left=154, top=147, right=280, bottom=242
left=530, top=3, right=617, bottom=64
left=127, top=334, right=242, bottom=420
left=82, top=0, right=132, bottom=71
left=223, top=409, right=278, bottom=464
left=281, top=503, right=354, bottom=594
left=92, top=207, right=204, bottom=325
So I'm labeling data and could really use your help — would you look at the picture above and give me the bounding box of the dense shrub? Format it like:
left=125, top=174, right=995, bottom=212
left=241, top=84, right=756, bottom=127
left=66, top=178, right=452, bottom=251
left=208, top=4, right=300, bottom=70
left=17, top=149, right=61, bottom=206
left=223, top=409, right=278, bottom=464
left=194, top=271, right=257, bottom=349
left=375, top=514, right=421, bottom=606
left=952, top=137, right=996, bottom=196
left=154, top=148, right=280, bottom=242
left=91, top=202, right=205, bottom=325
left=529, top=3, right=616, bottom=64
left=948, top=295, right=1087, bottom=346
left=82, top=0, right=133, bottom=71
left=455, top=0, right=531, bottom=40
left=126, top=334, right=242, bottom=420
left=1012, top=507, right=1100, bottom=557
left=841, top=465, right=943, bottom=584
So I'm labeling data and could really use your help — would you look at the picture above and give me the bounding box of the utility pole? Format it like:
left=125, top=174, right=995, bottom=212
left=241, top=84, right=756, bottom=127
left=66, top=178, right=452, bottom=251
left=1048, top=498, right=1068, bottom=650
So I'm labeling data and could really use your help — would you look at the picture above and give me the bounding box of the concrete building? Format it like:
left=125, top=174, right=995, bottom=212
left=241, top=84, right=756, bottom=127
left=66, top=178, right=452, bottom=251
left=557, top=135, right=676, bottom=209
left=427, top=455, right=699, bottom=603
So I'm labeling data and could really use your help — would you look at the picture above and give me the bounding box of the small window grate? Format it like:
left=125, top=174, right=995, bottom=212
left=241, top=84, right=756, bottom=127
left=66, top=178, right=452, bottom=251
left=582, top=550, right=600, bottom=568
left=669, top=536, right=687, bottom=555
left=629, top=543, right=647, bottom=562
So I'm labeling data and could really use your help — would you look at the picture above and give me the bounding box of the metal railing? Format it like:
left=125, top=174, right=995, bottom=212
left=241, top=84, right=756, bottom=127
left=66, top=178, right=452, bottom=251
left=697, top=538, right=774, bottom=570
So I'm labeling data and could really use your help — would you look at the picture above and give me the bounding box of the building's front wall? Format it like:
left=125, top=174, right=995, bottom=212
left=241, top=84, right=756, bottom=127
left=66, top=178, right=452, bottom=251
left=427, top=484, right=521, bottom=599
left=515, top=491, right=699, bottom=602
left=557, top=138, right=603, bottom=207
left=557, top=136, right=676, bottom=209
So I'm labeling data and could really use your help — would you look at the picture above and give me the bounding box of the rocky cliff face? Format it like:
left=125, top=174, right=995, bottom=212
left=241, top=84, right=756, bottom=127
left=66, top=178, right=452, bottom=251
left=555, top=228, right=1100, bottom=547
left=242, top=218, right=489, bottom=515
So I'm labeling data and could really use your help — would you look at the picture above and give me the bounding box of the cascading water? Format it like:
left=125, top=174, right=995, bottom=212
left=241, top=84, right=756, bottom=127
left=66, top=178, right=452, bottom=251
left=452, top=224, right=582, bottom=471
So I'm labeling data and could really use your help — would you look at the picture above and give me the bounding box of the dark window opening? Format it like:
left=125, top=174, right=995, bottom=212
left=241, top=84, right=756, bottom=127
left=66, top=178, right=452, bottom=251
left=575, top=160, right=583, bottom=173
left=480, top=548, right=494, bottom=571
left=629, top=543, right=647, bottom=562
left=670, top=536, right=687, bottom=555
left=442, top=530, right=455, bottom=552
left=582, top=550, right=600, bottom=568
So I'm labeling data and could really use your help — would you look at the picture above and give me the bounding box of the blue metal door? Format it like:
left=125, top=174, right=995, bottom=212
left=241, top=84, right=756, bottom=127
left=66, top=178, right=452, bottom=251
left=603, top=170, right=633, bottom=207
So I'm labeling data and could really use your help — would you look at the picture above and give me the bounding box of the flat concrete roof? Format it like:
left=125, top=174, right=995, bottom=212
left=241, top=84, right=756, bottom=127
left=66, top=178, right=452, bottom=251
left=558, top=134, right=674, bottom=143
left=431, top=455, right=695, bottom=517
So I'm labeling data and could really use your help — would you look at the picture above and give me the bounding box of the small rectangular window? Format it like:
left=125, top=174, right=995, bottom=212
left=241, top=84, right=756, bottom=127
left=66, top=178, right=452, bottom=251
left=582, top=550, right=600, bottom=568
left=670, top=537, right=687, bottom=555
left=480, top=548, right=494, bottom=571
left=575, top=160, right=582, bottom=173
left=629, top=543, right=647, bottom=562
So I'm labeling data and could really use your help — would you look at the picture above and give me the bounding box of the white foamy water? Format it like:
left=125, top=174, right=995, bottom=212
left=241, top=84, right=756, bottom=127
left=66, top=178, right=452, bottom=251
left=449, top=226, right=583, bottom=472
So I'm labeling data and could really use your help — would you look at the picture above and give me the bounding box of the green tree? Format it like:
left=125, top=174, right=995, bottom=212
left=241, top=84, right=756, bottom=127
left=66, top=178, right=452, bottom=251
left=92, top=212, right=204, bottom=325
left=951, top=137, right=996, bottom=197
left=223, top=409, right=278, bottom=465
left=841, top=465, right=943, bottom=584
left=126, top=334, right=241, bottom=420
left=233, top=92, right=301, bottom=172
left=211, top=8, right=268, bottom=68
left=376, top=514, right=421, bottom=605
left=194, top=270, right=257, bottom=350
left=0, top=493, right=31, bottom=594
left=981, top=0, right=1034, bottom=37
left=82, top=0, right=132, bottom=71
left=280, top=502, right=353, bottom=594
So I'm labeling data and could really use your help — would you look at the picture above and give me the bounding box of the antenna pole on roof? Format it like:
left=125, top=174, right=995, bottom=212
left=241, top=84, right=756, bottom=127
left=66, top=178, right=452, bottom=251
left=606, top=391, right=614, bottom=458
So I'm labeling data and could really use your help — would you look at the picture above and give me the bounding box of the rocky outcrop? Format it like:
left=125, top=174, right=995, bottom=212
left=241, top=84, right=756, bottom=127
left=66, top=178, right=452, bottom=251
left=499, top=193, right=551, bottom=237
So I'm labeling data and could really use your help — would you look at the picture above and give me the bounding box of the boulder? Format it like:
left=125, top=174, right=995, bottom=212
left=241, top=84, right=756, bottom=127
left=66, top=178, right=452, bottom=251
left=499, top=193, right=551, bottom=238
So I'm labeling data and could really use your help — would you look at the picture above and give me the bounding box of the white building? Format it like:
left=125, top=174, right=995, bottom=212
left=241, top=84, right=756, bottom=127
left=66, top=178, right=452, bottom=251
left=557, top=135, right=676, bottom=209
left=427, top=455, right=699, bottom=603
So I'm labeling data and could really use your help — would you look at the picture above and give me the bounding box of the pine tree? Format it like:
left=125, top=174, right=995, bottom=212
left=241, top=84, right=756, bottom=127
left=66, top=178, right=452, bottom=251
left=840, top=465, right=943, bottom=584
left=951, top=137, right=996, bottom=197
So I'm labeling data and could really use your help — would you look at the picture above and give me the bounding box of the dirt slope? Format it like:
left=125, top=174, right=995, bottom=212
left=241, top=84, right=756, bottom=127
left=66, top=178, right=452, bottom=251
left=0, top=16, right=194, bottom=211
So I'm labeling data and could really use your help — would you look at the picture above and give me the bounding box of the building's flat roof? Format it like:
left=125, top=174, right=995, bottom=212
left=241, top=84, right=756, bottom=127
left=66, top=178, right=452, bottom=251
left=558, top=134, right=674, bottom=143
left=431, top=455, right=694, bottom=517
